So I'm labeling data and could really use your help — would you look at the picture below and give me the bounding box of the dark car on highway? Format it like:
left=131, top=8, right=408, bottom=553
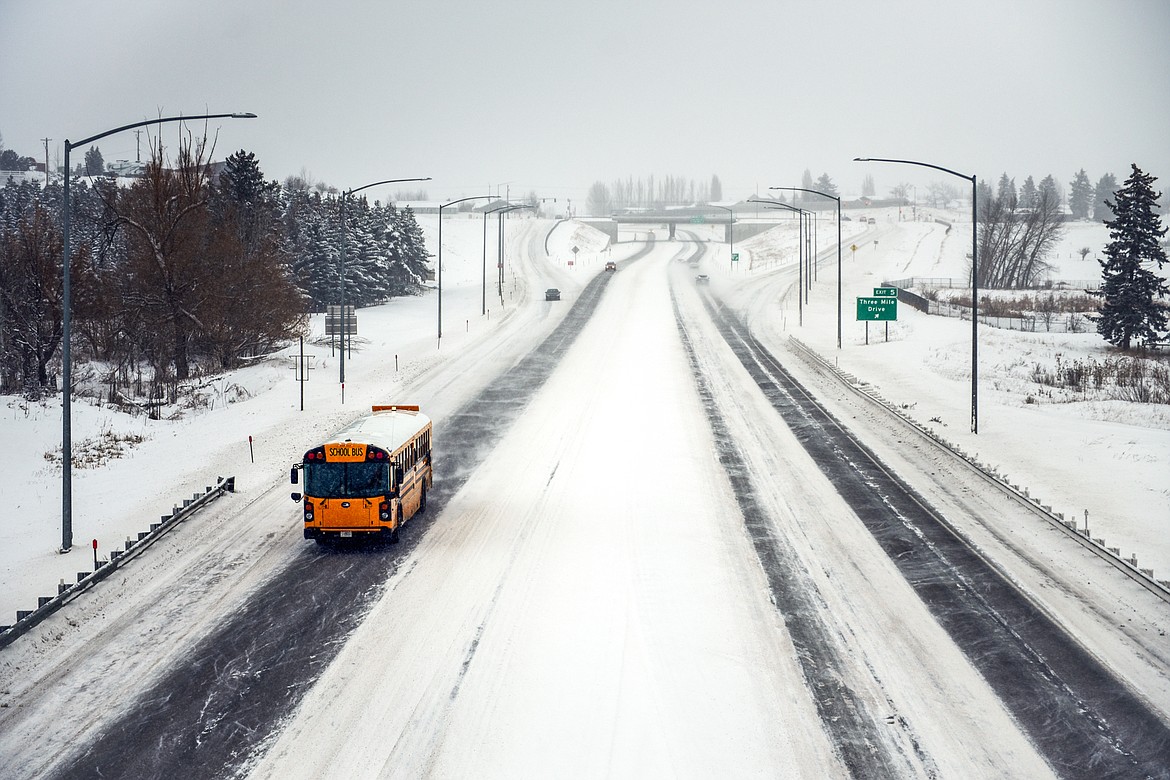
left=545, top=288, right=561, bottom=301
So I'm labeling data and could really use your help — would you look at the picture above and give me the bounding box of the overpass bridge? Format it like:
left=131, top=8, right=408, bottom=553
left=581, top=208, right=786, bottom=243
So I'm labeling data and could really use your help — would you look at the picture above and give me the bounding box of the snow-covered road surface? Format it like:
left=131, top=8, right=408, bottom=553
left=1, top=222, right=1167, bottom=779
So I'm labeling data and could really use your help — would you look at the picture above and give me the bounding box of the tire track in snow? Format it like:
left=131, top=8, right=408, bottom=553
left=670, top=279, right=914, bottom=779
left=690, top=290, right=1170, bottom=780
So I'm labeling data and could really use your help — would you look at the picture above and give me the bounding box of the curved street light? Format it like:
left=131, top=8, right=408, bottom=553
left=337, top=177, right=431, bottom=384
left=59, top=111, right=257, bottom=552
left=438, top=196, right=494, bottom=339
left=751, top=199, right=810, bottom=326
left=495, top=204, right=535, bottom=300
left=482, top=203, right=516, bottom=315
left=771, top=186, right=842, bottom=349
left=854, top=156, right=979, bottom=433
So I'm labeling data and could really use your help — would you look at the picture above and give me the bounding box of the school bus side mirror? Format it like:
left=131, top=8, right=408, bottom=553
left=290, top=467, right=299, bottom=485
left=291, top=492, right=302, bottom=502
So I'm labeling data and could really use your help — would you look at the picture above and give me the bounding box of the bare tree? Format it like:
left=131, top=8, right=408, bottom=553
left=978, top=182, right=1065, bottom=288
left=0, top=203, right=65, bottom=394
left=586, top=181, right=611, bottom=215
left=111, top=134, right=217, bottom=380
left=889, top=182, right=912, bottom=200
left=926, top=181, right=959, bottom=208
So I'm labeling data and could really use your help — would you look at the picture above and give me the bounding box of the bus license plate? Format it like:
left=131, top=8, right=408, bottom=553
left=339, top=531, right=353, bottom=538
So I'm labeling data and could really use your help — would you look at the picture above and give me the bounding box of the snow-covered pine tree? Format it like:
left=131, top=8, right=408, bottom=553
left=1092, top=164, right=1169, bottom=350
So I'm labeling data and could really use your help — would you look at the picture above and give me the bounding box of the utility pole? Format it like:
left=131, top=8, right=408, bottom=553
left=134, top=129, right=142, bottom=162
left=41, top=138, right=52, bottom=185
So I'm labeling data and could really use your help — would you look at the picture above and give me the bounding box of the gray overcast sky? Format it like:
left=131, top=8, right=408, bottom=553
left=2, top=0, right=1168, bottom=203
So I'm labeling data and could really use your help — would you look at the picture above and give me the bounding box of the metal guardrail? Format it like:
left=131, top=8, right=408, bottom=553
left=0, top=476, right=237, bottom=650
left=787, top=337, right=1170, bottom=604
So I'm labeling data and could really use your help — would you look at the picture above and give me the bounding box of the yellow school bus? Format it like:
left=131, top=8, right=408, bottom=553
left=291, top=405, right=432, bottom=543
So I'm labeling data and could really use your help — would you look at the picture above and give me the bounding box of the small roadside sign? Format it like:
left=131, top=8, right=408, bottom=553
left=731, top=252, right=740, bottom=262
left=873, top=287, right=897, bottom=297
left=856, top=297, right=897, bottom=321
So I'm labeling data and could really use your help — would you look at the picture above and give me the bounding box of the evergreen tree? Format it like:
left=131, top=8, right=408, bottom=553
left=996, top=173, right=1017, bottom=208
left=1092, top=164, right=1169, bottom=350
left=1038, top=175, right=1060, bottom=209
left=801, top=169, right=814, bottom=202
left=84, top=145, right=105, bottom=176
left=218, top=149, right=269, bottom=204
left=862, top=174, right=875, bottom=197
left=212, top=150, right=282, bottom=255
left=1069, top=169, right=1093, bottom=219
left=0, top=149, right=35, bottom=171
left=813, top=172, right=838, bottom=198
left=1093, top=172, right=1117, bottom=221
left=710, top=174, right=722, bottom=202
left=1019, top=176, right=1037, bottom=209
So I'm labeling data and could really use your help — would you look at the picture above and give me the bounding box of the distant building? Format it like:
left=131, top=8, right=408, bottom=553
left=108, top=159, right=147, bottom=178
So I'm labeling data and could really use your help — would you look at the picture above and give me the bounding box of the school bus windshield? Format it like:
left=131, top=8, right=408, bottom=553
left=305, top=461, right=388, bottom=499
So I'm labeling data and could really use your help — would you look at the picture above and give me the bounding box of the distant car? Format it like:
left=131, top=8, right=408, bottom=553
left=867, top=217, right=876, bottom=224
left=841, top=215, right=852, bottom=221
left=545, top=288, right=561, bottom=301
left=695, top=274, right=710, bottom=284
left=604, top=261, right=617, bottom=272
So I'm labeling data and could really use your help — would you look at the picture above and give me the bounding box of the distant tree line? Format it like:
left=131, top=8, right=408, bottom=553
left=587, top=174, right=723, bottom=215
left=1067, top=169, right=1124, bottom=221
left=0, top=136, right=430, bottom=399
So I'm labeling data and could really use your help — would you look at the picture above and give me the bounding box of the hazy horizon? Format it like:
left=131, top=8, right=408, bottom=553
left=3, top=0, right=1168, bottom=204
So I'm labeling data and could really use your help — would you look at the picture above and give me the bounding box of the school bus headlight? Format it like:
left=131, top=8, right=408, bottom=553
left=379, top=501, right=391, bottom=521
left=304, top=510, right=314, bottom=521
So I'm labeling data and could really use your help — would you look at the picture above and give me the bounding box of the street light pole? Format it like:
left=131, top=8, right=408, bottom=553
left=854, top=157, right=979, bottom=433
left=496, top=204, right=534, bottom=299
left=751, top=199, right=808, bottom=326
left=482, top=203, right=517, bottom=315
left=438, top=195, right=493, bottom=340
left=59, top=111, right=256, bottom=552
left=337, top=177, right=430, bottom=384
left=771, top=186, right=842, bottom=349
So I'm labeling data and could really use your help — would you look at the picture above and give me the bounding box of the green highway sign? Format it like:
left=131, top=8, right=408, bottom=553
left=856, top=296, right=897, bottom=321
left=873, top=287, right=897, bottom=297
left=731, top=252, right=740, bottom=262
left=690, top=216, right=706, bottom=224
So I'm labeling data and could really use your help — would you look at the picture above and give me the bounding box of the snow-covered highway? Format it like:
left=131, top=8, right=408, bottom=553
left=1, top=222, right=1168, bottom=779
